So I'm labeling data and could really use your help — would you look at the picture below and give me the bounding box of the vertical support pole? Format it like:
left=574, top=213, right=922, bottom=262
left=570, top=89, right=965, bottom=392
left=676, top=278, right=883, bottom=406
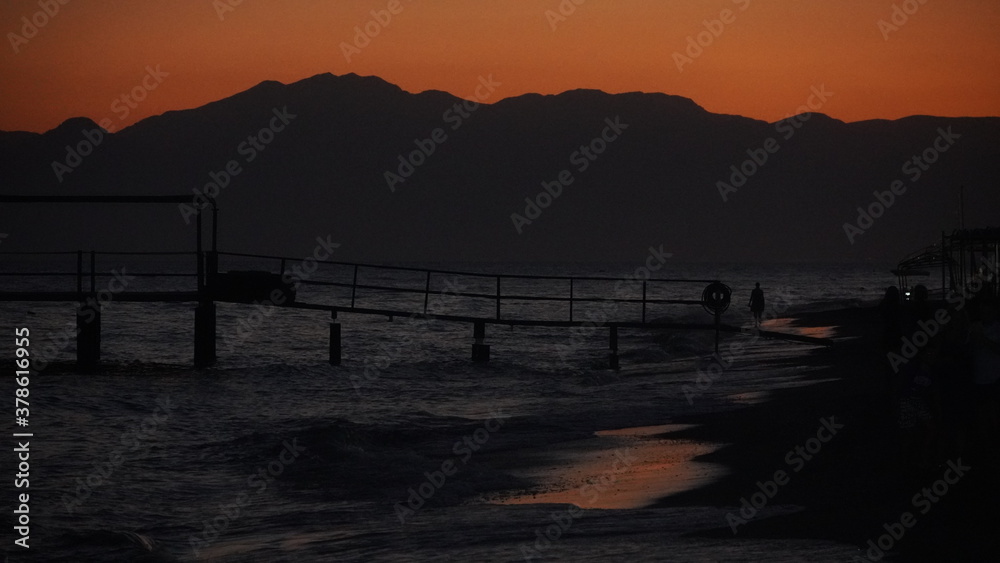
left=472, top=321, right=490, bottom=362
left=642, top=281, right=647, bottom=324
left=89, top=251, right=96, bottom=293
left=206, top=250, right=218, bottom=292
left=609, top=325, right=619, bottom=370
left=76, top=300, right=101, bottom=371
left=329, top=310, right=341, bottom=366
left=424, top=271, right=431, bottom=315
left=196, top=211, right=204, bottom=292
left=194, top=206, right=216, bottom=368
left=714, top=311, right=721, bottom=354
left=194, top=301, right=217, bottom=368
left=569, top=278, right=574, bottom=322
left=351, top=264, right=359, bottom=308
left=496, top=276, right=501, bottom=320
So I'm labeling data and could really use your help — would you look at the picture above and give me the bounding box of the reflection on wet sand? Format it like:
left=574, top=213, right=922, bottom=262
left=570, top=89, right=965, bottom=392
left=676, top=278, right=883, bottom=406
left=495, top=425, right=728, bottom=509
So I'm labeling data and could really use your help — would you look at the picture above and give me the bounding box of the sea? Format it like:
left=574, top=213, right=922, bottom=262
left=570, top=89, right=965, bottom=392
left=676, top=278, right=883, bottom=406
left=0, top=260, right=896, bottom=562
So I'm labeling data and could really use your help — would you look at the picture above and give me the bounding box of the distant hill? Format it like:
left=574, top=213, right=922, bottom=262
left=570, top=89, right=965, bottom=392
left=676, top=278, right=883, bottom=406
left=1, top=72, right=998, bottom=264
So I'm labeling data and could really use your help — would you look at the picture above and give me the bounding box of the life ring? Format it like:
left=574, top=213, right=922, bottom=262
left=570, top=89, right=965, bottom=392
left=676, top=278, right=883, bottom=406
left=702, top=281, right=732, bottom=316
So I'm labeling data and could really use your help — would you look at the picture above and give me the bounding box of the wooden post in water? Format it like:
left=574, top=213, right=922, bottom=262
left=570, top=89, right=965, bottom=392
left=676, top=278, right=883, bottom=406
left=76, top=301, right=101, bottom=371
left=472, top=321, right=490, bottom=362
left=714, top=311, right=721, bottom=354
left=329, top=310, right=342, bottom=365
left=194, top=301, right=216, bottom=367
left=609, top=325, right=619, bottom=370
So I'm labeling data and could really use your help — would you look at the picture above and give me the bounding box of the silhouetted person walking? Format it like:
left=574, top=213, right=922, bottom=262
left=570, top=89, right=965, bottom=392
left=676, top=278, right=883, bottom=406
left=749, top=283, right=765, bottom=328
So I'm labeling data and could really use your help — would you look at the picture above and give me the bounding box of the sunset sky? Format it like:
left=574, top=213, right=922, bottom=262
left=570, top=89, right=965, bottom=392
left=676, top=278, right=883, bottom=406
left=1, top=0, right=998, bottom=133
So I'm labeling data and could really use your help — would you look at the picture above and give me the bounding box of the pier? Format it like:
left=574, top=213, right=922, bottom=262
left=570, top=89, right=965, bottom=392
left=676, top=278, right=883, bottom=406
left=0, top=195, right=831, bottom=370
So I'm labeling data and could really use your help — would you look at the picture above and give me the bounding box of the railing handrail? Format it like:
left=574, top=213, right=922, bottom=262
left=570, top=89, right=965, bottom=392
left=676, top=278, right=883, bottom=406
left=0, top=249, right=720, bottom=324
left=214, top=250, right=716, bottom=284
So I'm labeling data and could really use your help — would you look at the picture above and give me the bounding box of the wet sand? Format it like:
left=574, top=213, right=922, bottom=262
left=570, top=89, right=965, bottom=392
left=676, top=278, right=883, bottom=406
left=495, top=307, right=1000, bottom=561
left=495, top=424, right=727, bottom=509
left=657, top=307, right=1000, bottom=561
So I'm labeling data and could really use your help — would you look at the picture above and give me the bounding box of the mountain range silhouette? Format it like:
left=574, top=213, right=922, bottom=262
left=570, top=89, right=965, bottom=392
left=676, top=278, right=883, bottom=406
left=2, top=73, right=998, bottom=264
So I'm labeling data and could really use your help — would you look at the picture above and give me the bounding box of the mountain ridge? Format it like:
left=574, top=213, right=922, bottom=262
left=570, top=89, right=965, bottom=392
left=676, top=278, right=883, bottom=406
left=1, top=72, right=998, bottom=264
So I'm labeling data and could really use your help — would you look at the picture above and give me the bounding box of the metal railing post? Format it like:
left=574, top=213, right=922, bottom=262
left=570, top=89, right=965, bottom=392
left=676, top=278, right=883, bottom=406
left=351, top=264, right=359, bottom=308
left=569, top=278, right=574, bottom=322
left=423, top=270, right=431, bottom=315
left=642, top=281, right=647, bottom=323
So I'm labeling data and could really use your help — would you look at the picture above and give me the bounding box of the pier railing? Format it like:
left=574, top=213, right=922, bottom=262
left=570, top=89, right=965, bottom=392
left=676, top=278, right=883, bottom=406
left=0, top=250, right=200, bottom=297
left=214, top=251, right=718, bottom=325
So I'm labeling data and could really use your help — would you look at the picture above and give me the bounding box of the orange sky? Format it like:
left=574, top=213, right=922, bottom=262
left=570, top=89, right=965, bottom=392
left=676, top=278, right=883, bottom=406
left=1, top=0, right=997, bottom=133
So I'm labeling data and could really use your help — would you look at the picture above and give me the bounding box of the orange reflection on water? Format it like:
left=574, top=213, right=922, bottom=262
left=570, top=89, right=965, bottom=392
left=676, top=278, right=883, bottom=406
left=495, top=424, right=726, bottom=510
left=761, top=318, right=838, bottom=340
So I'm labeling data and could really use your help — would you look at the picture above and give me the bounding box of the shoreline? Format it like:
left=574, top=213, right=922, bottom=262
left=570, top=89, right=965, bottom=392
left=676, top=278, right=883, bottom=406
left=492, top=305, right=998, bottom=560
left=656, top=306, right=999, bottom=560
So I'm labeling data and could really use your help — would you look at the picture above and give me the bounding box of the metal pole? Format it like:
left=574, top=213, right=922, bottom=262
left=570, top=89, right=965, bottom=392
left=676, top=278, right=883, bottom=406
left=714, top=311, right=721, bottom=354
left=424, top=271, right=432, bottom=314
left=569, top=278, right=574, bottom=322
left=642, top=281, right=647, bottom=324
left=351, top=264, right=359, bottom=308
left=609, top=325, right=619, bottom=370
left=329, top=310, right=341, bottom=365
left=472, top=321, right=489, bottom=362
left=496, top=276, right=501, bottom=320
left=89, top=251, right=96, bottom=293
left=76, top=250, right=83, bottom=295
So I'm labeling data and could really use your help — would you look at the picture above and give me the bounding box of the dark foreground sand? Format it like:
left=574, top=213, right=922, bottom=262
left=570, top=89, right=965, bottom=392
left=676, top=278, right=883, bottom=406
left=656, top=307, right=1000, bottom=561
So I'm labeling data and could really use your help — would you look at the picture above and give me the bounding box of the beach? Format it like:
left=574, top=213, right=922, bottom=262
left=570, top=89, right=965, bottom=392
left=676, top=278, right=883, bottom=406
left=479, top=306, right=999, bottom=561
left=5, top=263, right=997, bottom=561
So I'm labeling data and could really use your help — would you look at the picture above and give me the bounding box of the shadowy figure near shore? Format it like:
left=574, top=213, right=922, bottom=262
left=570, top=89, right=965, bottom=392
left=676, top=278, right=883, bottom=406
left=748, top=283, right=765, bottom=328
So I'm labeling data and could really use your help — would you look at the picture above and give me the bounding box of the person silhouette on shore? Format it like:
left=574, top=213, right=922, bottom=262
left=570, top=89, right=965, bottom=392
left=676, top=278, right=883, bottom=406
left=749, top=283, right=765, bottom=328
